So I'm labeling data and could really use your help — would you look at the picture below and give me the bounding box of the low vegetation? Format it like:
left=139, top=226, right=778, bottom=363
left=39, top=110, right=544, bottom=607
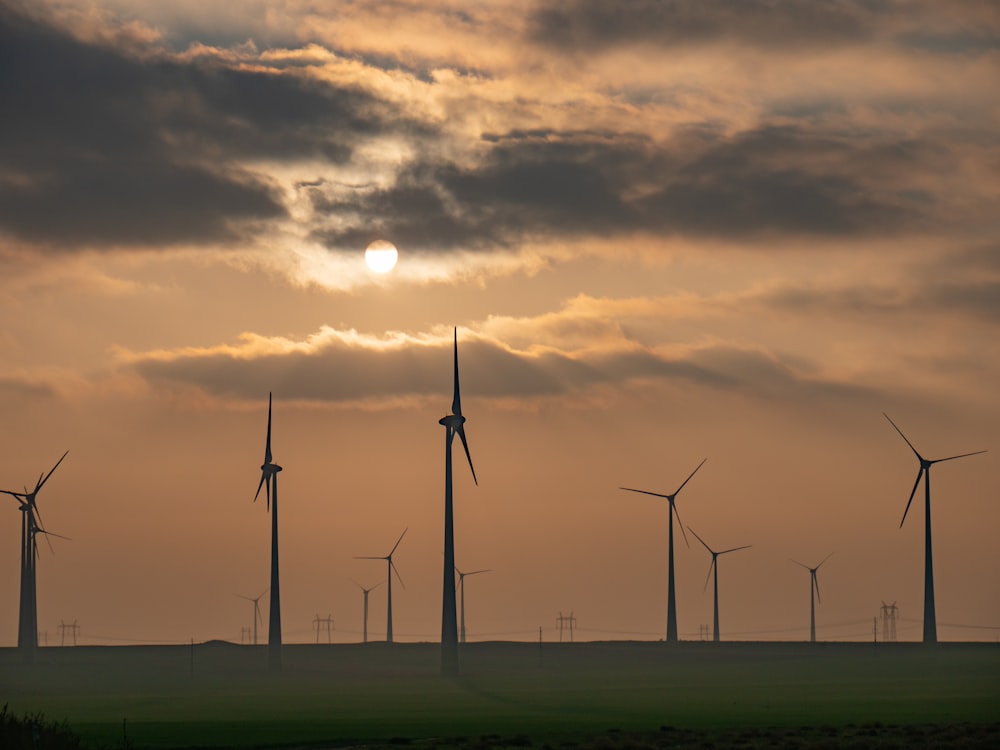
left=1, top=642, right=997, bottom=749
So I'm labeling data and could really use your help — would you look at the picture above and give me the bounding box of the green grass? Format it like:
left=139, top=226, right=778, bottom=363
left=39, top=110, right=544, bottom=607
left=2, top=642, right=998, bottom=748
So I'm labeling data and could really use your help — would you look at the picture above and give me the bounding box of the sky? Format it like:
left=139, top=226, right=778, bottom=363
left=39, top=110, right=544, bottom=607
left=1, top=0, right=998, bottom=647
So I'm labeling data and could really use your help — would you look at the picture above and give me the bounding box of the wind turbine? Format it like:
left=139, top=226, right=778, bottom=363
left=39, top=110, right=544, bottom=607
left=235, top=589, right=267, bottom=645
left=792, top=553, right=832, bottom=643
left=455, top=567, right=491, bottom=644
left=439, top=328, right=478, bottom=675
left=352, top=579, right=383, bottom=644
left=620, top=458, right=706, bottom=642
left=883, top=413, right=986, bottom=644
left=355, top=529, right=406, bottom=643
left=688, top=528, right=750, bottom=642
left=253, top=393, right=283, bottom=671
left=2, top=450, right=69, bottom=660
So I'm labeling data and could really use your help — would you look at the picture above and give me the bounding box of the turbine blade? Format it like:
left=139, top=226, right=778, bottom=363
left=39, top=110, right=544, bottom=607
left=672, top=501, right=689, bottom=548
left=883, top=413, right=922, bottom=461
left=390, top=559, right=405, bottom=590
left=254, top=472, right=266, bottom=502
left=703, top=559, right=715, bottom=593
left=719, top=545, right=752, bottom=555
left=451, top=328, right=462, bottom=416
left=817, top=551, right=834, bottom=569
left=674, top=457, right=707, bottom=496
left=36, top=450, right=69, bottom=493
left=814, top=571, right=822, bottom=604
left=354, top=556, right=385, bottom=560
left=264, top=393, right=273, bottom=464
left=791, top=559, right=810, bottom=570
left=467, top=569, right=492, bottom=576
left=899, top=468, right=924, bottom=528
left=456, top=426, right=478, bottom=485
left=687, top=526, right=713, bottom=554
left=933, top=449, right=988, bottom=464
left=266, top=474, right=272, bottom=512
left=37, top=528, right=71, bottom=542
left=619, top=487, right=671, bottom=499
left=390, top=527, right=408, bottom=556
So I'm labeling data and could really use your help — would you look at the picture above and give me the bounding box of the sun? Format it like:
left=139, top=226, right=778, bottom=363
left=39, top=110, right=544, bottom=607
left=365, top=240, right=398, bottom=274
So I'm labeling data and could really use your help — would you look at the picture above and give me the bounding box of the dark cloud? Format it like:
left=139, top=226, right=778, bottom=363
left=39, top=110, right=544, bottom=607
left=314, top=125, right=926, bottom=252
left=130, top=334, right=872, bottom=407
left=0, top=3, right=399, bottom=249
left=528, top=0, right=879, bottom=52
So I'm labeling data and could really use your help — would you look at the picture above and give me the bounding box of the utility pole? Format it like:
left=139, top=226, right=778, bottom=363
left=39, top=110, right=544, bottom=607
left=568, top=612, right=576, bottom=642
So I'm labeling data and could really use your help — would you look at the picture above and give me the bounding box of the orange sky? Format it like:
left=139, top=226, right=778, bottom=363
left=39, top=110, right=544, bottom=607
left=1, top=0, right=998, bottom=646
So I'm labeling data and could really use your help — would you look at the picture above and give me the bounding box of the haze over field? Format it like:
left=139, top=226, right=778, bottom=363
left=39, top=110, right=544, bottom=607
left=1, top=0, right=998, bottom=647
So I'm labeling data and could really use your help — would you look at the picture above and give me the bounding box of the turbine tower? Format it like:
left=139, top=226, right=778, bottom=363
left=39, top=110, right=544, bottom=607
left=620, top=458, right=706, bottom=642
left=883, top=413, right=986, bottom=644
left=792, top=554, right=832, bottom=643
left=235, top=588, right=267, bottom=645
left=355, top=529, right=406, bottom=643
left=253, top=393, right=283, bottom=671
left=353, top=579, right=383, bottom=644
left=439, top=328, right=478, bottom=675
left=455, top=566, right=491, bottom=644
left=2, top=450, right=69, bottom=661
left=688, top=527, right=750, bottom=642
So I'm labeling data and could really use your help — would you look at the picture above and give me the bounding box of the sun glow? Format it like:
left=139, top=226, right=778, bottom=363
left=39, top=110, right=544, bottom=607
left=365, top=240, right=398, bottom=273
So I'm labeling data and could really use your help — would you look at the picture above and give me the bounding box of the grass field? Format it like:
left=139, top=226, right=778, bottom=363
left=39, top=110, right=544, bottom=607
left=2, top=641, right=998, bottom=748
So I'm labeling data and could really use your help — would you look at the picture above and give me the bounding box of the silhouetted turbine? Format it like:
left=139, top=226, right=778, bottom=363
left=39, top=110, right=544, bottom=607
left=355, top=529, right=406, bottom=643
left=2, top=450, right=69, bottom=661
left=620, top=458, right=706, bottom=642
left=792, top=554, right=832, bottom=643
left=883, top=413, right=986, bottom=644
left=455, top=567, right=491, bottom=644
left=235, top=588, right=267, bottom=645
left=352, top=579, right=383, bottom=644
left=253, top=393, right=283, bottom=671
left=688, top=528, right=750, bottom=642
left=439, top=329, right=478, bottom=675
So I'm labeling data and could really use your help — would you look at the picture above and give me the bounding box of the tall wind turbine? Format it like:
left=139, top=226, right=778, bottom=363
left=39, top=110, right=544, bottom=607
left=688, top=528, right=750, bottom=642
left=253, top=393, right=283, bottom=671
left=455, top=567, right=491, bottom=644
left=883, top=413, right=986, bottom=644
left=355, top=529, right=406, bottom=643
left=439, top=328, right=478, bottom=675
left=352, top=579, right=383, bottom=644
left=620, top=458, right=706, bottom=642
left=2, top=450, right=69, bottom=660
left=792, top=554, right=832, bottom=643
left=235, top=588, right=267, bottom=645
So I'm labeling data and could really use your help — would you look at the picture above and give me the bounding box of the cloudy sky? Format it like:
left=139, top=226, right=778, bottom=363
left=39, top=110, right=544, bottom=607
left=2, top=0, right=998, bottom=646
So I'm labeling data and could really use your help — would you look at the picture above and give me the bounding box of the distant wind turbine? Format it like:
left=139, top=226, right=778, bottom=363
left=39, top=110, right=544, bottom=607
left=883, top=413, right=986, bottom=644
left=355, top=529, right=406, bottom=643
left=439, top=328, right=478, bottom=675
left=688, top=528, right=750, bottom=642
left=2, top=450, right=69, bottom=661
left=352, top=579, right=383, bottom=644
left=792, top=554, right=832, bottom=643
left=235, top=588, right=267, bottom=645
left=253, top=393, right=283, bottom=671
left=620, top=458, right=706, bottom=642
left=455, top=567, right=491, bottom=644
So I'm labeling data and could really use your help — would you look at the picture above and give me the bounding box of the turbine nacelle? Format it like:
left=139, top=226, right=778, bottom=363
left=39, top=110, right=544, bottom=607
left=439, top=414, right=467, bottom=429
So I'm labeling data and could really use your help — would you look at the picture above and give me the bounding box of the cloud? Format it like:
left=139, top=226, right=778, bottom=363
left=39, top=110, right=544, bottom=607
left=528, top=0, right=878, bottom=52
left=123, top=321, right=872, bottom=408
left=312, top=124, right=937, bottom=254
left=0, top=2, right=402, bottom=249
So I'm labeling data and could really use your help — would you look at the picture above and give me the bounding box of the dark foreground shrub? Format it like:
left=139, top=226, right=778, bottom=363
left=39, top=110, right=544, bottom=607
left=0, top=704, right=82, bottom=750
